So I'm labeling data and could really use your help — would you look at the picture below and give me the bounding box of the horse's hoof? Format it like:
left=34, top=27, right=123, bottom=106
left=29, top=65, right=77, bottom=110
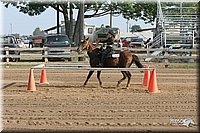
left=117, top=83, right=120, bottom=87
left=100, top=83, right=103, bottom=88
left=98, top=86, right=103, bottom=89
left=126, top=84, right=130, bottom=88
left=115, top=85, right=120, bottom=89
left=122, top=87, right=129, bottom=90
left=121, top=87, right=128, bottom=89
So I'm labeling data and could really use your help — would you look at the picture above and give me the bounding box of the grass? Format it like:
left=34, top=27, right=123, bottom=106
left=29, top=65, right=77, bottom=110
left=170, top=63, right=198, bottom=69
left=1, top=62, right=42, bottom=69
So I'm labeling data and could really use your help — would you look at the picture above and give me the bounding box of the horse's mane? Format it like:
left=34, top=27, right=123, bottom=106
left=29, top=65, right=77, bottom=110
left=87, top=40, right=97, bottom=50
left=85, top=40, right=101, bottom=58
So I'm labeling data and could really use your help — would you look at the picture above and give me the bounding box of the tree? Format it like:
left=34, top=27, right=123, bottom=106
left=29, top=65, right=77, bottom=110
left=114, top=1, right=157, bottom=24
left=33, top=27, right=41, bottom=35
left=2, top=1, right=158, bottom=44
left=2, top=1, right=108, bottom=43
left=130, top=25, right=141, bottom=33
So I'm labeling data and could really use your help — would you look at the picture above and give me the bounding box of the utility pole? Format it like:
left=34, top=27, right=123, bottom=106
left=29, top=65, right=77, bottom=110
left=79, top=0, right=84, bottom=43
left=57, top=4, right=60, bottom=34
left=110, top=11, right=112, bottom=28
left=108, top=0, right=112, bottom=28
left=126, top=19, right=129, bottom=32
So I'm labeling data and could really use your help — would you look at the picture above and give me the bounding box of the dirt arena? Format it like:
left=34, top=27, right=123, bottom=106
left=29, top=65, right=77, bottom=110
left=1, top=62, right=199, bottom=132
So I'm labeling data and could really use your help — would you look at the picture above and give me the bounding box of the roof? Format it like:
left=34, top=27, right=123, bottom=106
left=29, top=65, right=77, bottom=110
left=44, top=25, right=61, bottom=32
left=136, top=28, right=156, bottom=32
left=28, top=35, right=46, bottom=39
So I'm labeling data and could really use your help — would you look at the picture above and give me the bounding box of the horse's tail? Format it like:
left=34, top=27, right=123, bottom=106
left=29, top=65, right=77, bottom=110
left=132, top=54, right=144, bottom=68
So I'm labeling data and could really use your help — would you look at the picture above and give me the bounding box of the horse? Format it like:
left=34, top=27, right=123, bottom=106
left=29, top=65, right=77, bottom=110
left=77, top=37, right=144, bottom=89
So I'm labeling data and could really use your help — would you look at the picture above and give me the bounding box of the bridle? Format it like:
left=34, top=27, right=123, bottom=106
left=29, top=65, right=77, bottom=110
left=82, top=40, right=90, bottom=51
left=81, top=39, right=96, bottom=52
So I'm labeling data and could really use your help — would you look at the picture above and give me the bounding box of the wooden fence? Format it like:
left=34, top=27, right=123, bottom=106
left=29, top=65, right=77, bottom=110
left=0, top=46, right=198, bottom=63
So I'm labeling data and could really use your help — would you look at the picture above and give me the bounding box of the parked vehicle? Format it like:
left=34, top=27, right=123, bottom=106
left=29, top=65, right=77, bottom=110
left=0, top=35, right=20, bottom=62
left=84, top=26, right=122, bottom=48
left=16, top=38, right=26, bottom=48
left=42, top=34, right=72, bottom=61
left=121, top=37, right=132, bottom=47
left=28, top=35, right=46, bottom=48
left=122, top=37, right=144, bottom=48
left=85, top=26, right=121, bottom=43
left=21, top=36, right=30, bottom=48
left=129, top=38, right=144, bottom=48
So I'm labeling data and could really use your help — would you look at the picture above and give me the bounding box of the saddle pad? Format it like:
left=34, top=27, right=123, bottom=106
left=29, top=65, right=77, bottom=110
left=112, top=54, right=120, bottom=58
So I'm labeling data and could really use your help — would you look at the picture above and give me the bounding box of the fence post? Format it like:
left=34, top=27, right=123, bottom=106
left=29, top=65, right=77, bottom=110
left=44, top=47, right=48, bottom=63
left=147, top=44, right=149, bottom=55
left=164, top=48, right=169, bottom=68
left=71, top=51, right=78, bottom=62
left=164, top=30, right=166, bottom=48
left=5, top=47, right=9, bottom=63
left=192, top=30, right=195, bottom=48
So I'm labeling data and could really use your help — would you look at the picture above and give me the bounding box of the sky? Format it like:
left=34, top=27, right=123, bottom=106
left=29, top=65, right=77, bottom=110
left=0, top=1, right=155, bottom=36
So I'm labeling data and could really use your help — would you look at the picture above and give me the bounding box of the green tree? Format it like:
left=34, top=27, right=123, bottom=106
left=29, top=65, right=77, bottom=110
left=117, top=1, right=157, bottom=24
left=33, top=27, right=42, bottom=35
left=2, top=1, right=109, bottom=42
left=130, top=25, right=141, bottom=33
left=161, top=2, right=198, bottom=15
left=2, top=1, right=158, bottom=43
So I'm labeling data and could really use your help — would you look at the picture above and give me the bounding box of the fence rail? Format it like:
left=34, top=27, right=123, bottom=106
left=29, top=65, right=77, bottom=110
left=0, top=47, right=198, bottom=63
left=1, top=47, right=197, bottom=52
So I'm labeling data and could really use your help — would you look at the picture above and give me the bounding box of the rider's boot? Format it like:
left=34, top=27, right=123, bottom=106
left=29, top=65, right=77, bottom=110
left=98, top=56, right=104, bottom=67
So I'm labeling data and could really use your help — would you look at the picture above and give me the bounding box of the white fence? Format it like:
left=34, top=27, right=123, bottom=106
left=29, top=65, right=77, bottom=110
left=0, top=47, right=198, bottom=63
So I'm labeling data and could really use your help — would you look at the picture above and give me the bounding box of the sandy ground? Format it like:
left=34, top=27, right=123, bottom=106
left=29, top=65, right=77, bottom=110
left=1, top=62, right=199, bottom=132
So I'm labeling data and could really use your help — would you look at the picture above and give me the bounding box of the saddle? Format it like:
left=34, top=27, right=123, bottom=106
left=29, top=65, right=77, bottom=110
left=102, top=48, right=120, bottom=59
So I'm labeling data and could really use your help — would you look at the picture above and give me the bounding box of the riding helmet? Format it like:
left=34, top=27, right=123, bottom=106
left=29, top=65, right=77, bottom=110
left=108, top=29, right=115, bottom=38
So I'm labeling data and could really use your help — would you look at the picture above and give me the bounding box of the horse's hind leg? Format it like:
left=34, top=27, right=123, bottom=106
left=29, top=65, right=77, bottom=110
left=117, top=71, right=127, bottom=87
left=126, top=71, right=132, bottom=89
left=84, top=71, right=94, bottom=86
left=97, top=71, right=102, bottom=87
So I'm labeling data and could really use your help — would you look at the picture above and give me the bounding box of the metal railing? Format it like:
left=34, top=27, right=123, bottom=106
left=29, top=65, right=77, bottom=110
left=0, top=47, right=198, bottom=64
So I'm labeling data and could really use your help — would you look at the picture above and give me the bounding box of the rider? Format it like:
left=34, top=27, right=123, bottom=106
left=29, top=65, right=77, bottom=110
left=98, top=29, right=115, bottom=66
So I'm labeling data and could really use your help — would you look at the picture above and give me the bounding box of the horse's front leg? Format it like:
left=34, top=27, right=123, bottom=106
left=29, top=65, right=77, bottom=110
left=117, top=71, right=127, bottom=87
left=84, top=71, right=94, bottom=86
left=126, top=71, right=132, bottom=89
left=97, top=71, right=102, bottom=87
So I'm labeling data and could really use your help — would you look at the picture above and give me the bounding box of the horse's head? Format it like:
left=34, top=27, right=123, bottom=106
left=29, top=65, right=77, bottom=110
left=77, top=37, right=90, bottom=53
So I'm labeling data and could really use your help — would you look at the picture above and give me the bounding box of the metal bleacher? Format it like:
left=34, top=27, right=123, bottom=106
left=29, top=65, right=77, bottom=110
left=144, top=1, right=198, bottom=62
left=156, top=0, right=198, bottom=49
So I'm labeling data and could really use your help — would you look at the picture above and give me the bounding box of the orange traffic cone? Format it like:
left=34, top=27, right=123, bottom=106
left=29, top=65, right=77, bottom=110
left=148, top=69, right=159, bottom=93
left=27, top=69, right=36, bottom=91
left=39, top=69, right=49, bottom=84
left=143, top=65, right=150, bottom=87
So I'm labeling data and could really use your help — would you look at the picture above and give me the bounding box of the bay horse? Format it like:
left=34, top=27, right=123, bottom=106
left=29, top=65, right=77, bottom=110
left=77, top=38, right=144, bottom=89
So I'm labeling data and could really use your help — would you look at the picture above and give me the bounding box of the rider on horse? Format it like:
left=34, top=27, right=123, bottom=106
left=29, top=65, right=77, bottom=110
left=98, top=29, right=115, bottom=66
